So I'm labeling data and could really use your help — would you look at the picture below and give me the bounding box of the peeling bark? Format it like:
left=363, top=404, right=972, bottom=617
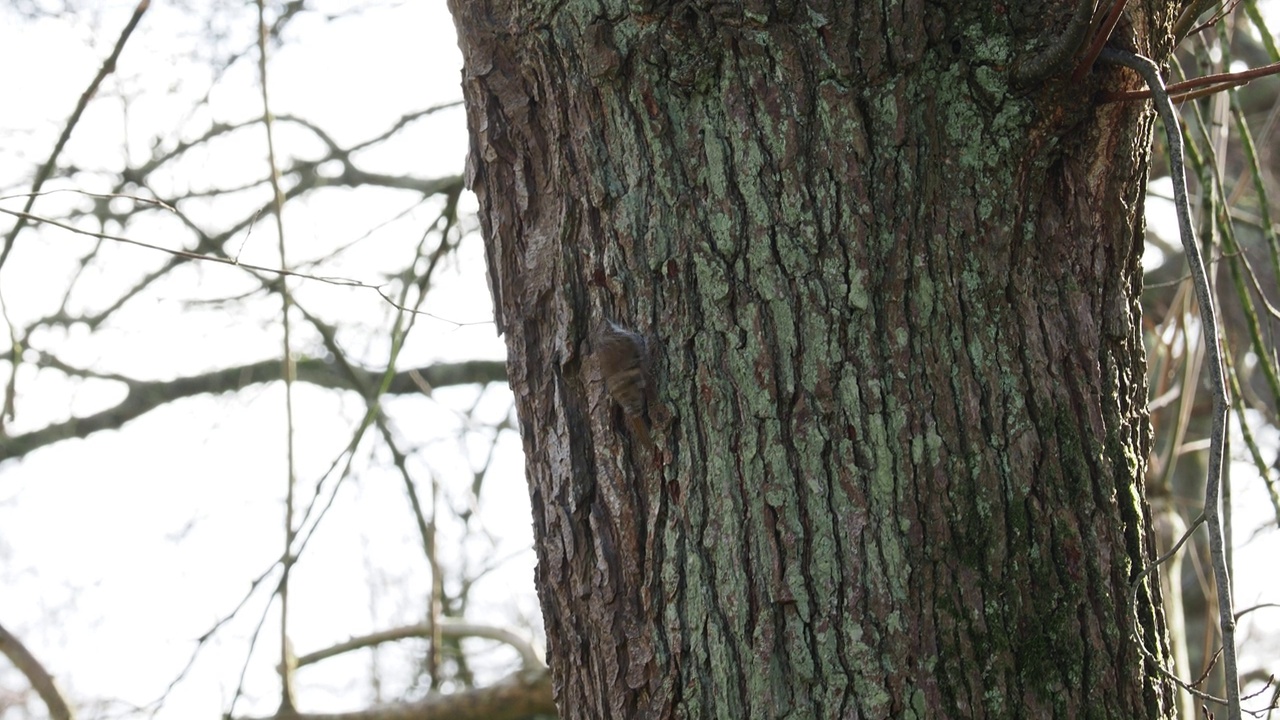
left=451, top=2, right=1178, bottom=717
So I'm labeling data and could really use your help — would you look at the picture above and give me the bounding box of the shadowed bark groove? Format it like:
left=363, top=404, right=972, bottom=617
left=451, top=1, right=1179, bottom=718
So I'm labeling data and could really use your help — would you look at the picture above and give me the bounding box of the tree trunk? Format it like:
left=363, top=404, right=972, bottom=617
left=449, top=2, right=1179, bottom=717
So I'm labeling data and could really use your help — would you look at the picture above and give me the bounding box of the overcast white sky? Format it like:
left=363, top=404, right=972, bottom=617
left=0, top=2, right=538, bottom=718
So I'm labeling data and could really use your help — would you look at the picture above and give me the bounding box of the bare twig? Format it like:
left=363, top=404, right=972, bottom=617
left=1174, top=0, right=1227, bottom=41
left=0, top=207, right=488, bottom=327
left=0, top=0, right=150, bottom=426
left=373, top=415, right=447, bottom=685
left=255, top=0, right=300, bottom=714
left=291, top=620, right=543, bottom=671
left=1100, top=46, right=1240, bottom=720
left=225, top=581, right=282, bottom=720
left=1071, top=0, right=1129, bottom=83
left=1101, top=58, right=1280, bottom=102
left=0, top=0, right=150, bottom=270
left=1181, top=0, right=1245, bottom=40
left=1235, top=602, right=1280, bottom=621
left=145, top=564, right=280, bottom=719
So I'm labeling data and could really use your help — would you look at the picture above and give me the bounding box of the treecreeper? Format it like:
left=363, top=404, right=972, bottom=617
left=592, top=320, right=654, bottom=451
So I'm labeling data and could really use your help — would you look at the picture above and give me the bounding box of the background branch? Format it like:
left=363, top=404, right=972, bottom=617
left=0, top=621, right=76, bottom=720
left=237, top=666, right=554, bottom=720
left=0, top=359, right=506, bottom=461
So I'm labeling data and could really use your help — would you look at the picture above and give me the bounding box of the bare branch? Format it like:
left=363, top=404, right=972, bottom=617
left=0, top=359, right=506, bottom=462
left=0, top=0, right=150, bottom=269
left=0, top=621, right=75, bottom=720
left=1101, top=58, right=1280, bottom=103
left=1100, top=46, right=1240, bottom=720
left=236, top=666, right=554, bottom=720
left=1013, top=0, right=1097, bottom=85
left=293, top=620, right=543, bottom=671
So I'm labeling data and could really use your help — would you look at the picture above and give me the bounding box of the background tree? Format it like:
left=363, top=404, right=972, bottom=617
left=0, top=2, right=553, bottom=719
left=449, top=0, right=1280, bottom=718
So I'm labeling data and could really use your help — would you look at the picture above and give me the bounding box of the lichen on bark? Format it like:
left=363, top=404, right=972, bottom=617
left=450, top=1, right=1179, bottom=717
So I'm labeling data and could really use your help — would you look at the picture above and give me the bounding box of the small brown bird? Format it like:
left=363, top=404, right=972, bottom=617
left=593, top=321, right=653, bottom=448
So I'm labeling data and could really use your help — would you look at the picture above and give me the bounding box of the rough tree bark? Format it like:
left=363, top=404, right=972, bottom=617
left=450, top=1, right=1181, bottom=718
